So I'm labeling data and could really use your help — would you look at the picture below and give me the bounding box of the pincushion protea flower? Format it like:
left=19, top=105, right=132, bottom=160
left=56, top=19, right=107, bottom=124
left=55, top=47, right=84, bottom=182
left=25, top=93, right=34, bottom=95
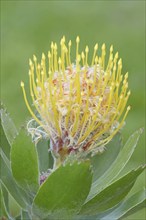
left=21, top=36, right=130, bottom=162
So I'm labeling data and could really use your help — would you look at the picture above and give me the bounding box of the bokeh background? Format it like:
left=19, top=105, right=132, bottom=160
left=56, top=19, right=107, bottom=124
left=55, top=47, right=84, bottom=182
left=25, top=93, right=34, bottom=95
left=1, top=0, right=145, bottom=219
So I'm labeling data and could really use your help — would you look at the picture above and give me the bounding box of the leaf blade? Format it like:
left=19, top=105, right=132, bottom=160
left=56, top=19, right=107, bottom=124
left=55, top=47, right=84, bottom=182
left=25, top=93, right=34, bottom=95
left=0, top=184, right=9, bottom=219
left=100, top=188, right=146, bottom=220
left=37, top=139, right=50, bottom=173
left=11, top=129, right=39, bottom=195
left=88, top=129, right=143, bottom=200
left=21, top=210, right=31, bottom=220
left=80, top=165, right=146, bottom=215
left=0, top=108, right=18, bottom=146
left=0, top=155, right=30, bottom=210
left=0, top=113, right=11, bottom=160
left=32, top=161, right=92, bottom=219
left=91, top=133, right=122, bottom=182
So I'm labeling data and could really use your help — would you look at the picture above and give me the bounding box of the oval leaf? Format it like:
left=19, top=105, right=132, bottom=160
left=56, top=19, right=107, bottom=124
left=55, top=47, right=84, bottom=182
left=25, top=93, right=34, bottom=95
left=80, top=165, right=145, bottom=215
left=32, top=161, right=92, bottom=219
left=11, top=129, right=39, bottom=195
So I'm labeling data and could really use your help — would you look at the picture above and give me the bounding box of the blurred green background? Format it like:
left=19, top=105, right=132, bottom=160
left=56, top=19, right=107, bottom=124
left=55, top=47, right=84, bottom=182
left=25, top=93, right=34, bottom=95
left=1, top=0, right=145, bottom=219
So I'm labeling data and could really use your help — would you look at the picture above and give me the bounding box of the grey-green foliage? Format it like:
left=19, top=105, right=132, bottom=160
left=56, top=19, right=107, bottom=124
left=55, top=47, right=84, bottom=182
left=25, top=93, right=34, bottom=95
left=0, top=108, right=145, bottom=220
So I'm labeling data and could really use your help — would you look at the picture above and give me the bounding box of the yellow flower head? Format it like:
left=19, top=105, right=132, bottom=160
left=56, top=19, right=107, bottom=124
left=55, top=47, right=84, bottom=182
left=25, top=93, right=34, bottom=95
left=21, top=36, right=130, bottom=161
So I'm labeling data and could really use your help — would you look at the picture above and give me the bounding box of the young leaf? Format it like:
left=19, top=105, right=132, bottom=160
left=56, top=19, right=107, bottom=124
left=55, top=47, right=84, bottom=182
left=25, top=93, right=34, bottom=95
left=91, top=132, right=122, bottom=182
left=101, top=189, right=146, bottom=220
left=32, top=161, right=92, bottom=219
left=88, top=129, right=142, bottom=200
left=79, top=165, right=145, bottom=215
left=11, top=129, right=39, bottom=195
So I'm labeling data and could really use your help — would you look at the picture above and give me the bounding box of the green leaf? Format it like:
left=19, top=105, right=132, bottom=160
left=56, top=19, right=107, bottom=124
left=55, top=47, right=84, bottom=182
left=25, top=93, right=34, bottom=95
left=32, top=161, right=92, bottom=219
left=97, top=189, right=146, bottom=220
left=48, top=140, right=54, bottom=169
left=0, top=108, right=18, bottom=146
left=91, top=132, right=122, bottom=182
left=0, top=114, right=11, bottom=160
left=1, top=184, right=9, bottom=215
left=15, top=215, right=22, bottom=220
left=48, top=150, right=54, bottom=169
left=0, top=184, right=9, bottom=219
left=88, top=129, right=142, bottom=200
left=37, top=139, right=52, bottom=173
left=11, top=129, right=39, bottom=195
left=0, top=148, right=10, bottom=170
left=80, top=165, right=145, bottom=215
left=9, top=194, right=21, bottom=218
left=0, top=155, right=29, bottom=210
left=21, top=210, right=31, bottom=220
